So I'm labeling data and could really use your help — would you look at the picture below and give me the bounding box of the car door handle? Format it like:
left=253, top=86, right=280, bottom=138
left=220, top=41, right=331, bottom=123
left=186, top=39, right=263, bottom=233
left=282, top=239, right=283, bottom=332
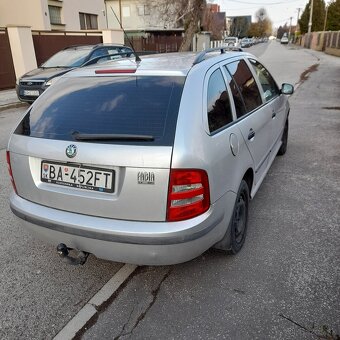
left=248, top=129, right=255, bottom=140
left=272, top=111, right=276, bottom=118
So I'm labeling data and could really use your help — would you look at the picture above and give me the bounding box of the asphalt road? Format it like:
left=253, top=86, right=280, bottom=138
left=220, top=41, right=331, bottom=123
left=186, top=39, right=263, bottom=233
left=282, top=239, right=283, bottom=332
left=0, top=110, right=124, bottom=338
left=0, top=41, right=339, bottom=340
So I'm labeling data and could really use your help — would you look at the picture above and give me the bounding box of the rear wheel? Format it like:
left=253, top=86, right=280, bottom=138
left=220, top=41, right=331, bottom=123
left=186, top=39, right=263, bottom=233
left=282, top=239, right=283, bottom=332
left=228, top=180, right=249, bottom=254
left=214, top=180, right=249, bottom=254
left=278, top=119, right=288, bottom=156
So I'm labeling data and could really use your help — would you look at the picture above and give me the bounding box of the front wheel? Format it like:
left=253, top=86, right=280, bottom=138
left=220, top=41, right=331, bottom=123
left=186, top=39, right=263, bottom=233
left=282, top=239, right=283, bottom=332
left=277, top=119, right=288, bottom=156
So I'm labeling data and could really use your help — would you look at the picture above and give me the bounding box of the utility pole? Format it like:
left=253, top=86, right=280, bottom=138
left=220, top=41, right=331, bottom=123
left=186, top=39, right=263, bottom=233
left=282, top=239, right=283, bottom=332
left=288, top=16, right=293, bottom=40
left=323, top=6, right=329, bottom=32
left=295, top=8, right=301, bottom=43
left=307, top=0, right=314, bottom=48
left=296, top=7, right=301, bottom=28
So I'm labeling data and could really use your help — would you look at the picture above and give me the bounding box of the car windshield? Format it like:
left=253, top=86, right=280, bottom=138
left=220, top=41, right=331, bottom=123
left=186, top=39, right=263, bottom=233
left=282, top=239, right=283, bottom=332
left=42, top=48, right=92, bottom=68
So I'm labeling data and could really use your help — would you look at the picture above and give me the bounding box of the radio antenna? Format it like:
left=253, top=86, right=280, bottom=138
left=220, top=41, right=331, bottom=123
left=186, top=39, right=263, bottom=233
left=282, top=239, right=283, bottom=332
left=110, top=6, right=141, bottom=62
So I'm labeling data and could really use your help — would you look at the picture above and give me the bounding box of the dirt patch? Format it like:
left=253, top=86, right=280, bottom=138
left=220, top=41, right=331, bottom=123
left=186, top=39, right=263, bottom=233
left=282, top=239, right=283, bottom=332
left=299, top=63, right=319, bottom=85
left=322, top=107, right=340, bottom=110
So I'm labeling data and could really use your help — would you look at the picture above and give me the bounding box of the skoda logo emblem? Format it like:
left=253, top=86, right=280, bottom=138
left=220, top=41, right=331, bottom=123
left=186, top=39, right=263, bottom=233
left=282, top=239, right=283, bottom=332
left=66, top=144, right=77, bottom=158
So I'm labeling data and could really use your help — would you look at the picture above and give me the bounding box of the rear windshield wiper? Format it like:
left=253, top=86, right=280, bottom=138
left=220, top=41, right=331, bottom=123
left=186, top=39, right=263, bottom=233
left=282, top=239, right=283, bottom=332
left=73, top=133, right=154, bottom=141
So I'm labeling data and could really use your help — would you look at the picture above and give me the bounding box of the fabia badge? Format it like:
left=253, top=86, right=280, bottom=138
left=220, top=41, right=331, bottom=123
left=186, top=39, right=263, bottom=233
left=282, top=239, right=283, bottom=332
left=138, top=171, right=155, bottom=185
left=65, top=144, right=77, bottom=158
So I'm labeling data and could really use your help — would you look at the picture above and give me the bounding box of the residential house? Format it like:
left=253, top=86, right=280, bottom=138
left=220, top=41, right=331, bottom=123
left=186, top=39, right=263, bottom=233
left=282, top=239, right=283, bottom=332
left=0, top=0, right=107, bottom=31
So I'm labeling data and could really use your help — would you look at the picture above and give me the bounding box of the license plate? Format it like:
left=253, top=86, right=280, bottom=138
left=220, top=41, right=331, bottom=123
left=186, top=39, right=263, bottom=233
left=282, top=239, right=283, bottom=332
left=41, top=161, right=114, bottom=193
left=23, top=90, right=39, bottom=96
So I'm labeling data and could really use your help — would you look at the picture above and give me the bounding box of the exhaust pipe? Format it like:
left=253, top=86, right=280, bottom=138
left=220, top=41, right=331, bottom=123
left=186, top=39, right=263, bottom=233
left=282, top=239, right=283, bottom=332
left=57, top=243, right=89, bottom=266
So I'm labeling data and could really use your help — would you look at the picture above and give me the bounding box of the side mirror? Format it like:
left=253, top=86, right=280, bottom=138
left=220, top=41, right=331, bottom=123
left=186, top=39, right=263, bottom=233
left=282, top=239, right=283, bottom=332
left=281, top=83, right=294, bottom=95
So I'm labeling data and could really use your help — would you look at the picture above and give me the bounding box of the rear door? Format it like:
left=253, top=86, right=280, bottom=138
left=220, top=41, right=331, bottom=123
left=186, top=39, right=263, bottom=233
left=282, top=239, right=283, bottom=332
left=223, top=59, right=271, bottom=184
left=10, top=74, right=185, bottom=222
left=202, top=64, right=242, bottom=202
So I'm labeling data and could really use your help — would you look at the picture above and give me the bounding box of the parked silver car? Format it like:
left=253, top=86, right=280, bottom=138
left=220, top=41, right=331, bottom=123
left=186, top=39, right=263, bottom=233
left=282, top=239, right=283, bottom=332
left=224, top=37, right=240, bottom=48
left=280, top=36, right=289, bottom=44
left=241, top=38, right=253, bottom=48
left=7, top=48, right=294, bottom=265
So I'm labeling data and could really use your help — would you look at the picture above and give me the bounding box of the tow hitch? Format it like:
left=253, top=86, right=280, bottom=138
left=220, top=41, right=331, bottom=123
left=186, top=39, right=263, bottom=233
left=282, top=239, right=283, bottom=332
left=57, top=243, right=89, bottom=266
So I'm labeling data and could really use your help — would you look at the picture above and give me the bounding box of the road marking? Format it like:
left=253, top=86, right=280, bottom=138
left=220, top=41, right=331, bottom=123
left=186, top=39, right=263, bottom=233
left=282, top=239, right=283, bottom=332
left=54, top=305, right=97, bottom=340
left=53, top=263, right=137, bottom=340
left=89, top=264, right=137, bottom=307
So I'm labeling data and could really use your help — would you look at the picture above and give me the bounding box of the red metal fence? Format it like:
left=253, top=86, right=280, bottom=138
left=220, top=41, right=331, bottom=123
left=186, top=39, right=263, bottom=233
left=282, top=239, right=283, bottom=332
left=32, top=31, right=103, bottom=66
left=0, top=29, right=16, bottom=90
left=125, top=35, right=183, bottom=53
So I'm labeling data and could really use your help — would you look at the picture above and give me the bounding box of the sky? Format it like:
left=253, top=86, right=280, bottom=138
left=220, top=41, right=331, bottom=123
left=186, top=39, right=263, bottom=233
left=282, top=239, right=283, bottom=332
left=215, top=0, right=312, bottom=28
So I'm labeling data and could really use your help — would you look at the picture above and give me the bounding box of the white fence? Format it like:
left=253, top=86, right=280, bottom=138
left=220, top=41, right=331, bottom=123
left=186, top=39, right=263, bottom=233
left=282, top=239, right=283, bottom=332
left=210, top=40, right=225, bottom=48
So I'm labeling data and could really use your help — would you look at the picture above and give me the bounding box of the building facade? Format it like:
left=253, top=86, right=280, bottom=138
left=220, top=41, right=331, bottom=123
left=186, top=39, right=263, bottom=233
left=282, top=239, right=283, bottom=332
left=0, top=0, right=107, bottom=31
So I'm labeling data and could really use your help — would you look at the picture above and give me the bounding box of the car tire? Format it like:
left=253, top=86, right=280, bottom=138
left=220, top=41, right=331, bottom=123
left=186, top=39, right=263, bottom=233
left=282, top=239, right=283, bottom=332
left=277, top=119, right=288, bottom=156
left=214, top=180, right=249, bottom=254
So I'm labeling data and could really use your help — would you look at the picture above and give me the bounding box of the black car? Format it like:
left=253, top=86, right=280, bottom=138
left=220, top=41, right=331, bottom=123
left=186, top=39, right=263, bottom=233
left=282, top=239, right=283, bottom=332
left=16, top=44, right=133, bottom=103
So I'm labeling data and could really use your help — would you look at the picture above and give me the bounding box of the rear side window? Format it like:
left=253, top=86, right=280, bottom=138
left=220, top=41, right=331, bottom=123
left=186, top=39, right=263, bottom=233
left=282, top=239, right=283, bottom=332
left=224, top=69, right=247, bottom=118
left=207, top=69, right=233, bottom=133
left=225, top=60, right=262, bottom=116
left=16, top=76, right=185, bottom=146
left=248, top=59, right=279, bottom=102
left=90, top=48, right=109, bottom=59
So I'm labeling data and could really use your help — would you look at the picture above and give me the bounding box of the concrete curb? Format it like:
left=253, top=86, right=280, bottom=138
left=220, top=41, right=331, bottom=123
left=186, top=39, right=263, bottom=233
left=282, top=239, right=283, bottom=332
left=0, top=102, right=28, bottom=112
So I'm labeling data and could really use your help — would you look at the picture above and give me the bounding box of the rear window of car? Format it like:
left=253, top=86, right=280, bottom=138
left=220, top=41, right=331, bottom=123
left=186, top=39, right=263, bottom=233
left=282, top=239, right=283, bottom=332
left=15, top=76, right=185, bottom=146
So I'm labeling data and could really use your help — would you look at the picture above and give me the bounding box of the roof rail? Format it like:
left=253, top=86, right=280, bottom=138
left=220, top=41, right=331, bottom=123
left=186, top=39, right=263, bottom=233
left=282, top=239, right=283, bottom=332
left=62, top=44, right=92, bottom=50
left=192, top=47, right=243, bottom=66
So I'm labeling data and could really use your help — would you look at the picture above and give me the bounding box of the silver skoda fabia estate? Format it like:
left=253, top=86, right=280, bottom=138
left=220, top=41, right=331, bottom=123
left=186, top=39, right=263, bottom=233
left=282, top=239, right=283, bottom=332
left=7, top=49, right=294, bottom=265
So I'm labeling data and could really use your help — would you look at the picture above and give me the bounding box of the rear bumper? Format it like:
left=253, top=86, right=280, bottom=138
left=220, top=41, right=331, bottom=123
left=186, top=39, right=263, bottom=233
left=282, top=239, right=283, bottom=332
left=10, top=192, right=236, bottom=265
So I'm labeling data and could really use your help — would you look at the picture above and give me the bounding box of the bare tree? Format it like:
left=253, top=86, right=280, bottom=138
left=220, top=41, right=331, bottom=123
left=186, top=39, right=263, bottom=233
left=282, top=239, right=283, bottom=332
left=179, top=0, right=205, bottom=51
left=230, top=16, right=250, bottom=37
left=138, top=1, right=184, bottom=29
left=139, top=0, right=206, bottom=51
left=247, top=8, right=272, bottom=37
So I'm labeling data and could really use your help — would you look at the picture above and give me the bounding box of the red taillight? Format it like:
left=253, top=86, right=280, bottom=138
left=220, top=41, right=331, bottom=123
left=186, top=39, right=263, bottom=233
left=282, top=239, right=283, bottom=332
left=6, top=151, right=17, bottom=194
left=167, top=169, right=210, bottom=222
